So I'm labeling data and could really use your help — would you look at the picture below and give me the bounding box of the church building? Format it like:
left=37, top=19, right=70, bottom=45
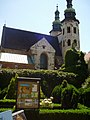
left=0, top=0, right=80, bottom=70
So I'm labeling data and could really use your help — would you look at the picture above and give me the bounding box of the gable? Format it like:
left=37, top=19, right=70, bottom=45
left=31, top=37, right=55, bottom=52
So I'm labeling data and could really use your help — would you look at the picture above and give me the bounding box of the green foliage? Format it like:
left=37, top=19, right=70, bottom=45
left=65, top=48, right=79, bottom=67
left=77, top=103, right=88, bottom=109
left=81, top=87, right=90, bottom=107
left=24, top=109, right=90, bottom=120
left=0, top=108, right=90, bottom=120
left=0, top=108, right=15, bottom=112
left=52, top=80, right=68, bottom=103
left=5, top=74, right=18, bottom=99
left=79, top=76, right=90, bottom=107
left=82, top=76, right=90, bottom=89
left=0, top=69, right=15, bottom=90
left=0, top=87, right=7, bottom=99
left=0, top=69, right=77, bottom=98
left=0, top=99, right=15, bottom=108
left=61, top=83, right=79, bottom=109
left=52, top=80, right=79, bottom=109
left=60, top=48, right=89, bottom=88
left=52, top=85, right=62, bottom=103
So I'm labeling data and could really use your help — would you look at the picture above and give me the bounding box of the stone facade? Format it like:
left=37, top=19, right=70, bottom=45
left=0, top=0, right=81, bottom=70
left=61, top=20, right=80, bottom=58
left=30, top=37, right=55, bottom=70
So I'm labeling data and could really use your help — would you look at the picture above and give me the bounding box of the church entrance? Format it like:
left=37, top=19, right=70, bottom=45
left=40, top=53, right=48, bottom=69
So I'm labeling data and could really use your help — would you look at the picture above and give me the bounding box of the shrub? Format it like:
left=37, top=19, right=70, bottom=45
left=52, top=85, right=62, bottom=103
left=0, top=87, right=7, bottom=99
left=81, top=87, right=90, bottom=107
left=5, top=74, right=18, bottom=99
left=60, top=48, right=89, bottom=87
left=65, top=48, right=79, bottom=67
left=82, top=76, right=90, bottom=89
left=0, top=69, right=77, bottom=98
left=0, top=99, right=16, bottom=108
left=0, top=69, right=15, bottom=90
left=61, top=83, right=79, bottom=109
left=79, top=76, right=90, bottom=106
left=52, top=80, right=68, bottom=103
left=25, top=109, right=90, bottom=120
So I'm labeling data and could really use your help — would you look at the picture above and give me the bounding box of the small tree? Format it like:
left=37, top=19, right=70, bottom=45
left=5, top=74, right=18, bottom=99
left=60, top=48, right=88, bottom=88
left=61, top=83, right=79, bottom=109
left=82, top=87, right=90, bottom=107
left=52, top=84, right=62, bottom=103
left=79, top=76, right=90, bottom=107
left=52, top=80, right=68, bottom=103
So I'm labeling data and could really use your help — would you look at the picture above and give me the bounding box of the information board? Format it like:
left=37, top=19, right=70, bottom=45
left=16, top=77, right=40, bottom=109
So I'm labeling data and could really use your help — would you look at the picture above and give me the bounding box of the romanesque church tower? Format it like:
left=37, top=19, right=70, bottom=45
left=61, top=0, right=80, bottom=58
left=50, top=0, right=80, bottom=60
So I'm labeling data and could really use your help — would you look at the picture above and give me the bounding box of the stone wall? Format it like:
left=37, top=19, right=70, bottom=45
left=61, top=20, right=80, bottom=58
left=30, top=38, right=55, bottom=70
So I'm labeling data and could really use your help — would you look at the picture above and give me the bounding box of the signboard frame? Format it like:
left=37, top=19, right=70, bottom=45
left=16, top=77, right=41, bottom=109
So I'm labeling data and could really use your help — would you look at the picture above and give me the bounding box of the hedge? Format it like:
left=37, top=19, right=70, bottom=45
left=0, top=69, right=77, bottom=98
left=0, top=108, right=90, bottom=120
left=24, top=109, right=90, bottom=120
left=0, top=69, right=15, bottom=90
left=0, top=99, right=16, bottom=108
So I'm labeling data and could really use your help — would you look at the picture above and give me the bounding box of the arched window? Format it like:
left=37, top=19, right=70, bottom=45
left=67, top=27, right=70, bottom=33
left=40, top=53, right=48, bottom=69
left=73, top=27, right=76, bottom=34
left=63, top=40, right=65, bottom=47
left=63, top=28, right=65, bottom=35
left=67, top=39, right=71, bottom=46
left=74, top=39, right=77, bottom=46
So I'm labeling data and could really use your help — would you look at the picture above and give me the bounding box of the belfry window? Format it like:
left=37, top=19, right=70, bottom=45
left=67, top=39, right=71, bottom=46
left=40, top=53, right=48, bottom=69
left=63, top=40, right=65, bottom=47
left=63, top=28, right=65, bottom=35
left=67, top=27, right=70, bottom=33
left=74, top=39, right=77, bottom=46
left=74, top=27, right=76, bottom=34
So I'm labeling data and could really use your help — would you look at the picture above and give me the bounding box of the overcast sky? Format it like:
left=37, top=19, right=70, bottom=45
left=0, top=0, right=90, bottom=53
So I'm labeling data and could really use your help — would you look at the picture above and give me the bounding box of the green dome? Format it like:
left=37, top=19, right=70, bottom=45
left=64, top=8, right=75, bottom=13
left=53, top=20, right=62, bottom=25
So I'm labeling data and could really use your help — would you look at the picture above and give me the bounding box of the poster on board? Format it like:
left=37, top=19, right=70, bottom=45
left=16, top=77, right=41, bottom=109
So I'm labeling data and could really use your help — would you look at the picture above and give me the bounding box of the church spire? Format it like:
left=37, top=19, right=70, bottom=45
left=55, top=5, right=59, bottom=20
left=66, top=0, right=73, bottom=8
left=50, top=5, right=62, bottom=35
left=63, top=0, right=77, bottom=20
